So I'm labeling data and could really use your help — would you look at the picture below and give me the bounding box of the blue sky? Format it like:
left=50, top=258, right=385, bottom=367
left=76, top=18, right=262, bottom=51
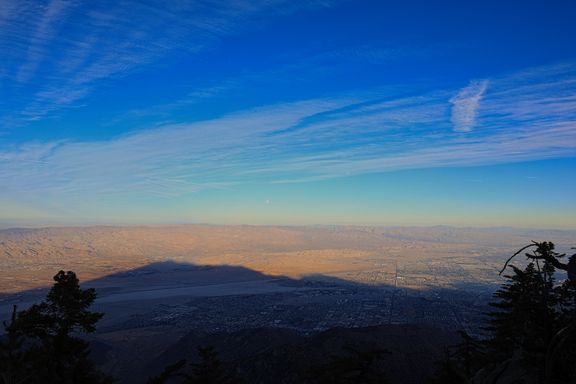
left=1, top=0, right=575, bottom=228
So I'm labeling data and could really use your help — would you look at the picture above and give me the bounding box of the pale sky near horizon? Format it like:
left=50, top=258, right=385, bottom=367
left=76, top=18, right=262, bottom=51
left=1, top=0, right=576, bottom=228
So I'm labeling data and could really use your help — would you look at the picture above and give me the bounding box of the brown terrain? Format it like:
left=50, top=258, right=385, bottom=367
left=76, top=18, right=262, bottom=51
left=1, top=224, right=574, bottom=294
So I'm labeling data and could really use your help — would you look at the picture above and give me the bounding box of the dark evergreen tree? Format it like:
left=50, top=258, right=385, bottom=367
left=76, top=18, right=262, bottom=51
left=546, top=276, right=576, bottom=383
left=0, top=306, right=29, bottom=384
left=0, top=270, right=112, bottom=384
left=428, top=242, right=576, bottom=384
left=482, top=242, right=576, bottom=383
left=485, top=262, right=557, bottom=367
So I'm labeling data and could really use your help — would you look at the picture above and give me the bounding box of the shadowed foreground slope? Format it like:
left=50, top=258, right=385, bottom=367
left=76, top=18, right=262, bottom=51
left=139, top=325, right=457, bottom=384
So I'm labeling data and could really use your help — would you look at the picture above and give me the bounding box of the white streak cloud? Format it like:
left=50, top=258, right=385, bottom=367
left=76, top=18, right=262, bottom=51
left=450, top=79, right=489, bottom=132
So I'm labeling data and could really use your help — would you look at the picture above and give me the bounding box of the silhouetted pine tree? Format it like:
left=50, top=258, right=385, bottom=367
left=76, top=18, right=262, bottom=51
left=428, top=242, right=576, bottom=383
left=0, top=270, right=112, bottom=384
left=0, top=306, right=29, bottom=384
left=485, top=262, right=557, bottom=367
left=481, top=242, right=576, bottom=383
left=546, top=275, right=576, bottom=383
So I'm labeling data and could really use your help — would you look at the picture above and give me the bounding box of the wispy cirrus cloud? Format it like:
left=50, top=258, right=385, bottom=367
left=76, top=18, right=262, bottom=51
left=108, top=44, right=423, bottom=126
left=16, top=0, right=74, bottom=83
left=1, top=63, right=575, bottom=214
left=0, top=98, right=353, bottom=199
left=450, top=79, right=489, bottom=132
left=0, top=0, right=339, bottom=125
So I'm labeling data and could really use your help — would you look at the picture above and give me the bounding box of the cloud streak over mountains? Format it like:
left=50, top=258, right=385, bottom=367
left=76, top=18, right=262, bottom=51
left=1, top=64, right=575, bottom=207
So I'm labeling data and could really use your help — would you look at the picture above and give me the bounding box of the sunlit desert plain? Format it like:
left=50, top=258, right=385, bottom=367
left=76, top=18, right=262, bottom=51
left=2, top=224, right=574, bottom=294
left=2, top=225, right=574, bottom=381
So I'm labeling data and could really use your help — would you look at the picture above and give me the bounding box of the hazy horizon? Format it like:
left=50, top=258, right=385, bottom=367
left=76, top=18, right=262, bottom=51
left=2, top=221, right=576, bottom=232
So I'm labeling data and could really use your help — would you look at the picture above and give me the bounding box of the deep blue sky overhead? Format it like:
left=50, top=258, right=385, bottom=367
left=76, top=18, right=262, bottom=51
left=1, top=0, right=575, bottom=227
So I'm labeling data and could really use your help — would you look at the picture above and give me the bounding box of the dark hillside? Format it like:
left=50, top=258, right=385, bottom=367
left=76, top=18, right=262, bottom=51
left=138, top=325, right=457, bottom=384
